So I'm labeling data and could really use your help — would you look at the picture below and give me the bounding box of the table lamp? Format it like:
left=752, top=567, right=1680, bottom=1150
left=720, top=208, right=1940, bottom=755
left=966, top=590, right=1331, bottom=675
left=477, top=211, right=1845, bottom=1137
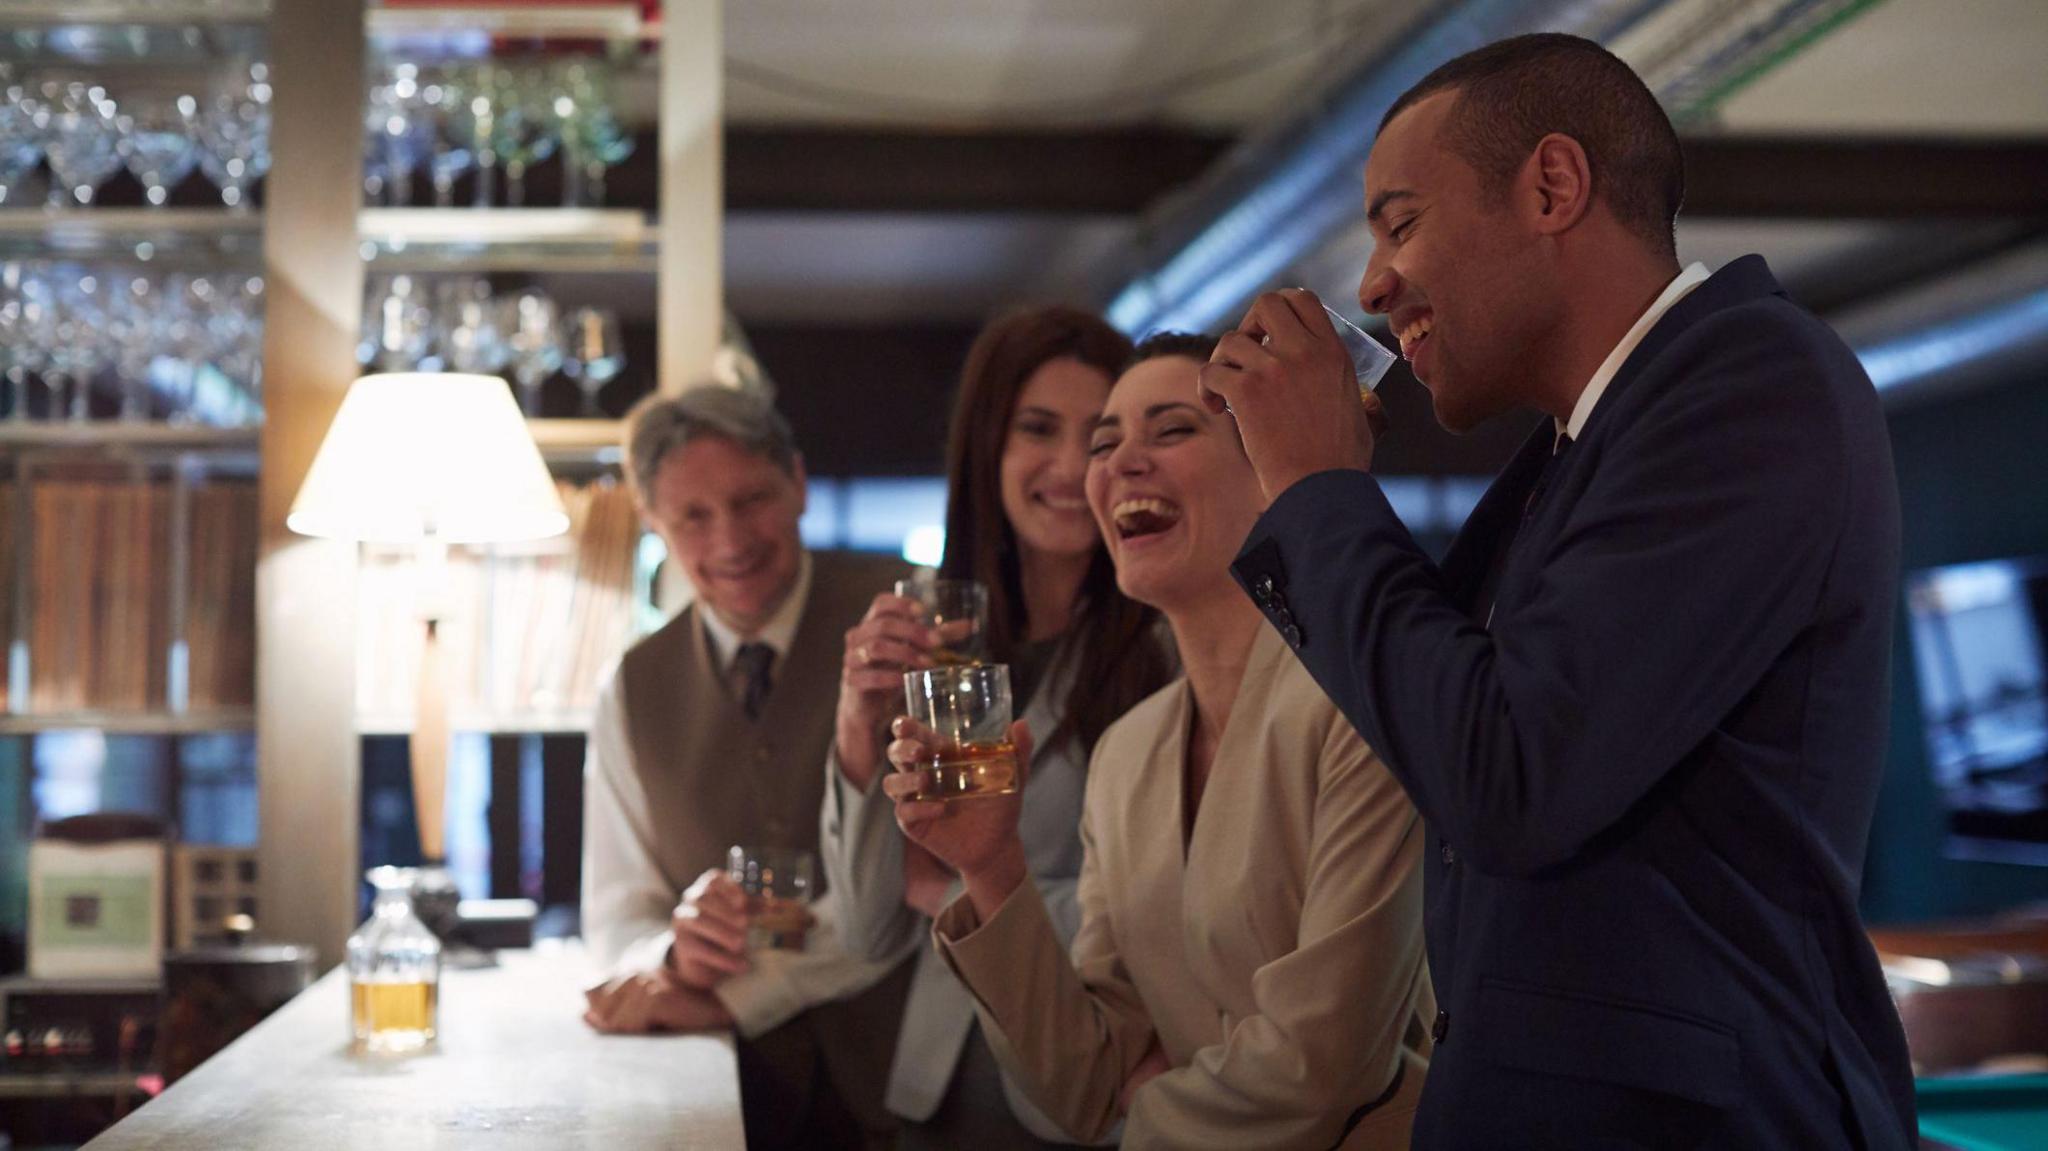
left=287, top=372, right=568, bottom=864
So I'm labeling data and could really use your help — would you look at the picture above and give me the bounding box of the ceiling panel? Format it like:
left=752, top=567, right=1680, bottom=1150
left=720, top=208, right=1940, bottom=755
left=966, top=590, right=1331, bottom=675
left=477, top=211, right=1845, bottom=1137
left=1713, top=0, right=2048, bottom=135
left=720, top=0, right=2047, bottom=325
left=724, top=213, right=1133, bottom=323
left=1673, top=219, right=1906, bottom=288
left=721, top=0, right=1407, bottom=129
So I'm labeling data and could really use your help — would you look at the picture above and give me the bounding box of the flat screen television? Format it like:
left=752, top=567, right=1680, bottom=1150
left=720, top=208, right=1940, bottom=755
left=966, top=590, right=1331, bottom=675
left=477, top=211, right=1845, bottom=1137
left=1904, top=555, right=2048, bottom=864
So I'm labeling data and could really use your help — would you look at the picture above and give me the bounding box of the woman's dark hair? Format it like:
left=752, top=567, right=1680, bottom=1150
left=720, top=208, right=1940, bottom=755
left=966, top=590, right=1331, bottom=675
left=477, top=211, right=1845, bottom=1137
left=1127, top=331, right=1220, bottom=369
left=939, top=305, right=1175, bottom=754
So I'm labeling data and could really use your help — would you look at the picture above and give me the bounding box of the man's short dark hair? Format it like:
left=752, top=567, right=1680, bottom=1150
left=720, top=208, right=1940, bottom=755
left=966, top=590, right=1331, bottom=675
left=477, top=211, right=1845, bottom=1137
left=1380, top=33, right=1683, bottom=259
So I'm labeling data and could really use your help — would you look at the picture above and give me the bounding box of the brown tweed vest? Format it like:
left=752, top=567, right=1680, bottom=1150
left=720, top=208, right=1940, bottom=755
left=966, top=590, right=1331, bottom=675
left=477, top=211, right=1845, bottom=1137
left=615, top=549, right=905, bottom=896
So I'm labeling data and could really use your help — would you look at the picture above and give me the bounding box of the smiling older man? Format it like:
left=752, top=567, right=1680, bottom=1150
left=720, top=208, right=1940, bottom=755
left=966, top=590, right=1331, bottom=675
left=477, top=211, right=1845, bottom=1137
left=580, top=385, right=912, bottom=1150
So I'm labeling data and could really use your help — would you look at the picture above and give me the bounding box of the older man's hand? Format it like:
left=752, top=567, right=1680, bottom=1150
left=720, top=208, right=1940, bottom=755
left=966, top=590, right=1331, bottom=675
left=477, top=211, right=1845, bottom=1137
left=582, top=968, right=732, bottom=1034
left=1197, top=288, right=1388, bottom=501
left=668, top=868, right=755, bottom=990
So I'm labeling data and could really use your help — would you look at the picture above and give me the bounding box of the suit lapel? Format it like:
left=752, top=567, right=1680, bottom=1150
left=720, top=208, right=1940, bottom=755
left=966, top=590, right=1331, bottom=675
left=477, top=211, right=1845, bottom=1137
left=1441, top=424, right=1554, bottom=613
left=1573, top=255, right=1784, bottom=450
left=1447, top=257, right=1788, bottom=612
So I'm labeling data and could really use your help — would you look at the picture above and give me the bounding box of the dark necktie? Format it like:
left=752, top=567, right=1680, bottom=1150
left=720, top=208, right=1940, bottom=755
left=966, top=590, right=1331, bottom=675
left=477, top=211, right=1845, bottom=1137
left=731, top=642, right=775, bottom=721
left=1480, top=433, right=1574, bottom=628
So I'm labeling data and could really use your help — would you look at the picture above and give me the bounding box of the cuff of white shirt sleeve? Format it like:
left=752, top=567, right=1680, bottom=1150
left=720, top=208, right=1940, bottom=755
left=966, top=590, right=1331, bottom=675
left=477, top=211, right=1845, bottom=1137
left=712, top=958, right=806, bottom=1039
left=715, top=894, right=918, bottom=1039
left=614, top=927, right=676, bottom=981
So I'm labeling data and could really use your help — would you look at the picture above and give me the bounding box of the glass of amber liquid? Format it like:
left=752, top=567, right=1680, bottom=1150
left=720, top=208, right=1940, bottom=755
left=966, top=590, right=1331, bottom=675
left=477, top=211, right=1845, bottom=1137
left=901, top=663, right=1020, bottom=801
left=727, top=846, right=815, bottom=951
left=346, top=866, right=441, bottom=1054
left=895, top=575, right=989, bottom=665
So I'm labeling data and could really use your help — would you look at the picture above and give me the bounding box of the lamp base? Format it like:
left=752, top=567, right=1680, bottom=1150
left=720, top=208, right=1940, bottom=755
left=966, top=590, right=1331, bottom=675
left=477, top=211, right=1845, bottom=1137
left=411, top=607, right=449, bottom=864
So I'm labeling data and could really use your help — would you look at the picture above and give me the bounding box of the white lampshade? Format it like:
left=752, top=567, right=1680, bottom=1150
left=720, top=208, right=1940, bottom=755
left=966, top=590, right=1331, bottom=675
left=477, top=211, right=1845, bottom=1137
left=287, top=373, right=569, bottom=544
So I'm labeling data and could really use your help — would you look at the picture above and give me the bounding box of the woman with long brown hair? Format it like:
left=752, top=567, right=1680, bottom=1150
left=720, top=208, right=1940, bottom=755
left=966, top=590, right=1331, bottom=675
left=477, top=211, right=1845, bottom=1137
left=882, top=336, right=1431, bottom=1148
left=822, top=305, right=1176, bottom=1147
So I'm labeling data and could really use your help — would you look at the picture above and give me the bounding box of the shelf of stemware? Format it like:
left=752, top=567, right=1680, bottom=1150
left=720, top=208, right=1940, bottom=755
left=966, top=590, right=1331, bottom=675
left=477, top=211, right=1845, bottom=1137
left=0, top=207, right=262, bottom=243
left=0, top=0, right=271, bottom=26
left=359, top=207, right=656, bottom=273
left=357, top=709, right=594, bottom=737
left=0, top=207, right=656, bottom=269
left=0, top=422, right=259, bottom=452
left=0, top=707, right=256, bottom=736
left=360, top=207, right=646, bottom=246
left=527, top=417, right=624, bottom=468
left=0, top=211, right=259, bottom=272
left=365, top=3, right=648, bottom=43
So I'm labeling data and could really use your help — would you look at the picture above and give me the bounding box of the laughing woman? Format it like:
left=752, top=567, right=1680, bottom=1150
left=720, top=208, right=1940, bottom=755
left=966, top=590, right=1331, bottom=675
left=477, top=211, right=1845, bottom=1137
left=883, top=334, right=1434, bottom=1150
left=823, top=305, right=1177, bottom=1148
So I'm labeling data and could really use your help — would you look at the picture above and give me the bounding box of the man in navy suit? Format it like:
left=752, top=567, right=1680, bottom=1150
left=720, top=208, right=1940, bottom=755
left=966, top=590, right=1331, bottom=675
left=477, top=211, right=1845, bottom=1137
left=1201, top=33, right=1917, bottom=1150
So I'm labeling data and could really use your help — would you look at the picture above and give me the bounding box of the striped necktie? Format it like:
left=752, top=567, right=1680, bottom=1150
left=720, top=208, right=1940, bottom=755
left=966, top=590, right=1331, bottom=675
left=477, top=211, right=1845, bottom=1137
left=730, top=642, right=775, bottom=721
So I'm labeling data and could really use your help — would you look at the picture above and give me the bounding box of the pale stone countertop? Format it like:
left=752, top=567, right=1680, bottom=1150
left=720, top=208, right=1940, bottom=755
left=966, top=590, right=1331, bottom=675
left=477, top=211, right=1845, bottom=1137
left=87, top=944, right=745, bottom=1150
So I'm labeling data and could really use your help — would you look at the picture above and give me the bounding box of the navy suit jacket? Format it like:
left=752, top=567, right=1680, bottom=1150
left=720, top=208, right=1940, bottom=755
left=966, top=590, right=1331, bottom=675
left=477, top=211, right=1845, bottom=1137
left=1233, top=257, right=1916, bottom=1149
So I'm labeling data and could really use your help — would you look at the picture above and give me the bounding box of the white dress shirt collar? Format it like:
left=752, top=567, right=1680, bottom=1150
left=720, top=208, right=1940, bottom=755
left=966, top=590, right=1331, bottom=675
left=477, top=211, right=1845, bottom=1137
left=1559, top=261, right=1711, bottom=442
left=700, top=551, right=814, bottom=673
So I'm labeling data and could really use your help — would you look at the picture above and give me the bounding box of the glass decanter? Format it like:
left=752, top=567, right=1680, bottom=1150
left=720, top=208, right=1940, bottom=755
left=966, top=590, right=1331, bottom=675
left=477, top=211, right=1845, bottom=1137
left=346, top=866, right=441, bottom=1053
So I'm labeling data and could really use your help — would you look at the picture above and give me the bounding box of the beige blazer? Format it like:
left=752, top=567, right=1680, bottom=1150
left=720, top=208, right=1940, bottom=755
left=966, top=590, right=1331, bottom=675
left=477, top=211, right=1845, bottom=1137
left=935, top=623, right=1433, bottom=1150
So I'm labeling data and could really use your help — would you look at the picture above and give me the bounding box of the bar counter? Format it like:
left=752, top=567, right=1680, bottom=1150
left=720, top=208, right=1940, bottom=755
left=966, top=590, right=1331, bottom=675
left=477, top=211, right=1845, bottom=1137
left=85, top=945, right=744, bottom=1150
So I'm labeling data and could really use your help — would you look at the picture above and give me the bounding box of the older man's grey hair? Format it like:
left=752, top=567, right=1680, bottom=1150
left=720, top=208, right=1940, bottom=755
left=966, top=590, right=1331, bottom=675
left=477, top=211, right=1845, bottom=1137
left=622, top=386, right=801, bottom=509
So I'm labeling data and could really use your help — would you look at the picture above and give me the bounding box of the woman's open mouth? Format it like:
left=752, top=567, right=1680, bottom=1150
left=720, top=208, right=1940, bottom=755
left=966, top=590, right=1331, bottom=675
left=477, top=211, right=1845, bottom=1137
left=1112, top=498, right=1182, bottom=541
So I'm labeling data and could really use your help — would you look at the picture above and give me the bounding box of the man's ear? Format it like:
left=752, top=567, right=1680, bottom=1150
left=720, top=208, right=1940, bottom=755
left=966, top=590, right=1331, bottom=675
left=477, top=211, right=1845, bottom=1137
left=1524, top=132, right=1593, bottom=236
left=789, top=452, right=808, bottom=516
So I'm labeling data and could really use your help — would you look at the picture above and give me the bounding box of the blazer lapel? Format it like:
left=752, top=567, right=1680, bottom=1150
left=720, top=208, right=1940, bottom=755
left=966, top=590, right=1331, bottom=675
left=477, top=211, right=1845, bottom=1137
left=1441, top=424, right=1554, bottom=613
left=1574, top=255, right=1785, bottom=450
left=1449, top=257, right=1789, bottom=610
left=1147, top=681, right=1195, bottom=865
